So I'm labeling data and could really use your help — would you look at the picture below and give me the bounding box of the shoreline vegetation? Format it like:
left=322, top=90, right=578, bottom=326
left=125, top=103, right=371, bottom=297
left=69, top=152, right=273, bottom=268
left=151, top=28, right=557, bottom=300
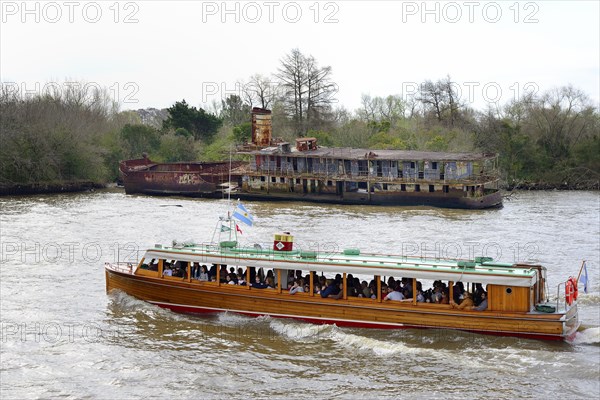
left=1, top=50, right=598, bottom=196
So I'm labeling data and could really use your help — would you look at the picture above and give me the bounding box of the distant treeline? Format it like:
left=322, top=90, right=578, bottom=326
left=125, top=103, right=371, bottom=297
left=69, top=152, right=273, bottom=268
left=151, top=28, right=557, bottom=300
left=1, top=49, right=598, bottom=191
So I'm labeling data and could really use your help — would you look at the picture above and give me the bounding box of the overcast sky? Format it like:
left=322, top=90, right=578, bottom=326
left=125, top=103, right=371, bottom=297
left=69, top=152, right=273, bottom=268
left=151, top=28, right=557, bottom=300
left=1, top=0, right=598, bottom=113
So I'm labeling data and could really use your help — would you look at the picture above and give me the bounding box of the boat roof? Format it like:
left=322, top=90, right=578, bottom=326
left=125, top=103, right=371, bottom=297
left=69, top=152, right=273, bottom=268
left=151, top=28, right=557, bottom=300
left=241, top=147, right=496, bottom=162
left=143, top=244, right=539, bottom=287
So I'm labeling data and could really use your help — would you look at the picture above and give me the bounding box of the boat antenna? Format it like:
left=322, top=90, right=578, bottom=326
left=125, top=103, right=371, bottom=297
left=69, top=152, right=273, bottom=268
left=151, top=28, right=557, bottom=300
left=227, top=144, right=232, bottom=204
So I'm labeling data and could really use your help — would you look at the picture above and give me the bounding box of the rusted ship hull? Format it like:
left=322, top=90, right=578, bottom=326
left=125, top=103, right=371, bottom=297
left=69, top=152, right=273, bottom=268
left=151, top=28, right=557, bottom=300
left=119, top=158, right=245, bottom=197
left=233, top=188, right=503, bottom=209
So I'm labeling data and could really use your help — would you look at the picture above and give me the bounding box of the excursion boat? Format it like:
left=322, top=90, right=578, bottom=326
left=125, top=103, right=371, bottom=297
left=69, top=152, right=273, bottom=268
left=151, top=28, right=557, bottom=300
left=105, top=214, right=583, bottom=341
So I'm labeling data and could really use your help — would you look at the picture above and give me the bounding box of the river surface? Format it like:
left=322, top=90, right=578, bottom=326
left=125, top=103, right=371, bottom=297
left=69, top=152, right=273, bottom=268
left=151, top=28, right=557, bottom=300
left=1, top=189, right=599, bottom=399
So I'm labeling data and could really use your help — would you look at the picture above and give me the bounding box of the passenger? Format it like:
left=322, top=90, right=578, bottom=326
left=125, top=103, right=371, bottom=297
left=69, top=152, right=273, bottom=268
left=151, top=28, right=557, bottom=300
left=387, top=277, right=396, bottom=288
left=451, top=291, right=474, bottom=310
left=320, top=279, right=342, bottom=299
left=287, top=270, right=296, bottom=287
left=453, top=282, right=465, bottom=304
left=237, top=273, right=246, bottom=286
left=384, top=286, right=405, bottom=301
left=473, top=283, right=485, bottom=306
left=219, top=265, right=228, bottom=283
left=251, top=275, right=268, bottom=289
left=416, top=290, right=425, bottom=303
left=199, top=265, right=210, bottom=281
left=162, top=264, right=172, bottom=276
left=209, top=264, right=217, bottom=280
left=265, top=276, right=275, bottom=289
left=226, top=273, right=237, bottom=285
left=303, top=283, right=310, bottom=293
left=471, top=292, right=488, bottom=311
left=361, top=281, right=370, bottom=298
left=289, top=279, right=304, bottom=295
left=432, top=287, right=443, bottom=303
left=440, top=288, right=450, bottom=304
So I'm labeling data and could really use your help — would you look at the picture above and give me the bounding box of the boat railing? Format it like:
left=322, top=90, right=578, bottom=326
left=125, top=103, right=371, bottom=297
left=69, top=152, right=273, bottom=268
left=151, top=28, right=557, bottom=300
left=105, top=261, right=135, bottom=274
left=555, top=281, right=573, bottom=313
left=108, top=245, right=142, bottom=272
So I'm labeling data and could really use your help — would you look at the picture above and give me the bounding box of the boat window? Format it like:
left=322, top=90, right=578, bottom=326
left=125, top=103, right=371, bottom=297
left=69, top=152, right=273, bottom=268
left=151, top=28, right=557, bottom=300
left=271, top=177, right=276, bottom=183
left=443, top=185, right=449, bottom=193
left=506, top=287, right=513, bottom=294
left=261, top=176, right=266, bottom=182
left=280, top=177, right=285, bottom=183
left=401, top=184, right=406, bottom=192
left=415, top=184, right=420, bottom=192
left=141, top=259, right=158, bottom=271
left=429, top=185, right=434, bottom=192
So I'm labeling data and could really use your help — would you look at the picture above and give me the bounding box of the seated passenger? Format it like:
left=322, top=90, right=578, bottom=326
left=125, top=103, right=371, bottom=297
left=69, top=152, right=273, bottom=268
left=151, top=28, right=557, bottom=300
left=361, top=281, right=370, bottom=298
left=384, top=287, right=405, bottom=301
left=226, top=273, right=237, bottom=285
left=199, top=265, right=210, bottom=281
left=265, top=276, right=275, bottom=289
left=471, top=292, right=488, bottom=311
left=416, top=290, right=425, bottom=303
left=162, top=265, right=172, bottom=276
left=440, top=288, right=450, bottom=304
left=251, top=276, right=268, bottom=289
left=320, top=279, right=342, bottom=299
left=473, top=283, right=485, bottom=306
left=289, top=279, right=304, bottom=295
left=450, top=291, right=474, bottom=310
left=237, top=273, right=246, bottom=286
left=453, top=282, right=465, bottom=304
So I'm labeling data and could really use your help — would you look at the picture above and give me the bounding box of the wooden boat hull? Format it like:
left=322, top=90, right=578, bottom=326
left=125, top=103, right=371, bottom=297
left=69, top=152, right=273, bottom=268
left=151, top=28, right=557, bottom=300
left=106, top=268, right=577, bottom=341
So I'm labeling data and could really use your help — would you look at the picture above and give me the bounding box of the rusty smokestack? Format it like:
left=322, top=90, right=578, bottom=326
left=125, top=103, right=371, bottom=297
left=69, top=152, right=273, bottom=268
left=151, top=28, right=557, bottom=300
left=251, top=107, right=272, bottom=147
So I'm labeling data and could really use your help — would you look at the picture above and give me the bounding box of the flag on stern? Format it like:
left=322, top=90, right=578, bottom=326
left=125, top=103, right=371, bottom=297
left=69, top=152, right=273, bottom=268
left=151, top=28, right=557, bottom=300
left=580, top=263, right=589, bottom=294
left=233, top=203, right=254, bottom=226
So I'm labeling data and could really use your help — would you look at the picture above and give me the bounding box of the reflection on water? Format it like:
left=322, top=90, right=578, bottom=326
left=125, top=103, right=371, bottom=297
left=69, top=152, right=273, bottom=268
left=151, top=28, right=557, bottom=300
left=0, top=189, right=599, bottom=399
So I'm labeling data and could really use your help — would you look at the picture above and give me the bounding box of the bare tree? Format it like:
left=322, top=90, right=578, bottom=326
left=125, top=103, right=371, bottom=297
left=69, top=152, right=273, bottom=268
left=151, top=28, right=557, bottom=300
left=242, top=74, right=276, bottom=110
left=276, top=48, right=336, bottom=135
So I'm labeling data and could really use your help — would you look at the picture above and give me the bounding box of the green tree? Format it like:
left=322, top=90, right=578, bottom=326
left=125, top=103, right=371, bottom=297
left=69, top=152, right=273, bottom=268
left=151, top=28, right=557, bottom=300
left=221, top=95, right=251, bottom=126
left=232, top=122, right=252, bottom=143
left=120, top=124, right=160, bottom=158
left=158, top=134, right=197, bottom=162
left=163, top=100, right=222, bottom=142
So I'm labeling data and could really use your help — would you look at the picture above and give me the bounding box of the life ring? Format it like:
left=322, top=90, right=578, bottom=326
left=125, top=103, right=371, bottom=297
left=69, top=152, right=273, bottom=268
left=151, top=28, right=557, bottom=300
left=570, top=276, right=579, bottom=301
left=565, top=279, right=574, bottom=306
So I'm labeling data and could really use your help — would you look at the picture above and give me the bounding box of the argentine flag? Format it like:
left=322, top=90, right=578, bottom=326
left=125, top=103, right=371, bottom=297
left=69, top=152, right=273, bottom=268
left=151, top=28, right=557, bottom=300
left=233, top=203, right=254, bottom=226
left=580, top=263, right=589, bottom=294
